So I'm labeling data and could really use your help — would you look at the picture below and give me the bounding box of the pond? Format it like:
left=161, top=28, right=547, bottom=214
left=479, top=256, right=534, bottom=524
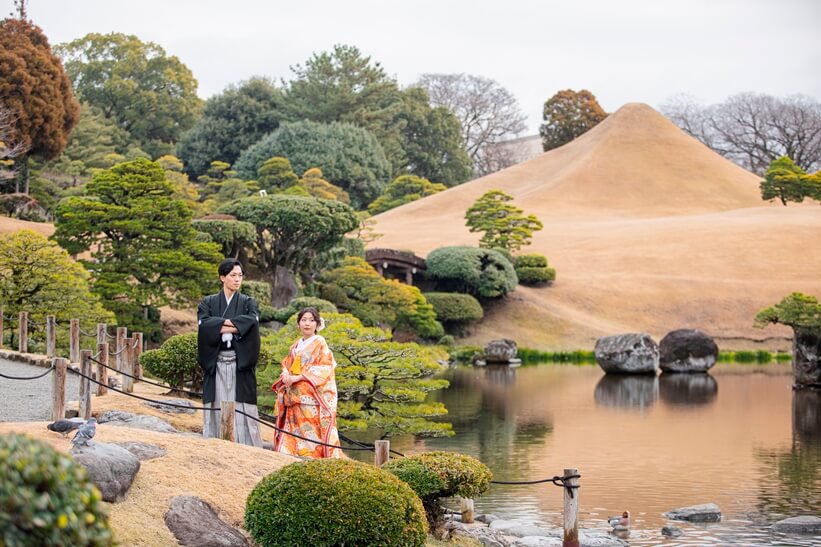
left=350, top=363, right=821, bottom=546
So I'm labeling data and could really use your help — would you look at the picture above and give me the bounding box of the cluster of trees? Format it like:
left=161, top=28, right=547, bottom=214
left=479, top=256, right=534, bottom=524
left=661, top=93, right=821, bottom=175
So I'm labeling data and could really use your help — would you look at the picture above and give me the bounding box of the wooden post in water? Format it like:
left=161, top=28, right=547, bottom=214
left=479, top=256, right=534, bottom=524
left=69, top=319, right=80, bottom=364
left=220, top=401, right=236, bottom=442
left=79, top=350, right=92, bottom=420
left=460, top=497, right=475, bottom=524
left=96, top=342, right=108, bottom=396
left=46, top=315, right=56, bottom=358
left=51, top=358, right=68, bottom=421
left=96, top=323, right=106, bottom=347
left=374, top=440, right=390, bottom=466
left=562, top=468, right=580, bottom=547
left=132, top=332, right=143, bottom=380
left=115, top=327, right=127, bottom=372
left=122, top=336, right=134, bottom=393
left=18, top=312, right=28, bottom=353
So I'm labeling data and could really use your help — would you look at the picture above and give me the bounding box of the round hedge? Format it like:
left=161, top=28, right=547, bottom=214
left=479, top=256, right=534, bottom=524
left=384, top=451, right=492, bottom=501
left=423, top=292, right=484, bottom=324
left=270, top=296, right=338, bottom=323
left=245, top=459, right=427, bottom=547
left=0, top=434, right=113, bottom=546
left=425, top=246, right=518, bottom=299
left=140, top=332, right=199, bottom=389
left=515, top=266, right=556, bottom=286
left=241, top=281, right=272, bottom=305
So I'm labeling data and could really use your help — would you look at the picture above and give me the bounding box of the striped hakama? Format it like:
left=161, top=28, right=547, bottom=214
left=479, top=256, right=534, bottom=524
left=203, top=350, right=263, bottom=447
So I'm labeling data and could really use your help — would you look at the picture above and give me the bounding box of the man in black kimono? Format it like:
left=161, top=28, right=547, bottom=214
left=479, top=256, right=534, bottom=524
left=197, top=258, right=263, bottom=447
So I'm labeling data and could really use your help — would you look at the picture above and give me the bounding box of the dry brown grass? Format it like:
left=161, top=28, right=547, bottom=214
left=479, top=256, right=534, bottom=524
left=371, top=103, right=820, bottom=350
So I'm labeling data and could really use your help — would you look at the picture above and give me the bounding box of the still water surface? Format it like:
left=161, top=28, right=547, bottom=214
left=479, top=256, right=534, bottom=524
left=354, top=363, right=821, bottom=546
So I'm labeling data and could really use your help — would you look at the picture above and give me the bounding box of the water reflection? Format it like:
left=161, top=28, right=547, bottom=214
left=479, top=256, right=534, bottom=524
left=658, top=373, right=718, bottom=407
left=754, top=389, right=821, bottom=519
left=593, top=374, right=658, bottom=410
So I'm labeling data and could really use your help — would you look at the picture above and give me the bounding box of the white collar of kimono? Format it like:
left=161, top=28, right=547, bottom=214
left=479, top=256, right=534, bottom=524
left=222, top=290, right=235, bottom=310
left=296, top=334, right=318, bottom=352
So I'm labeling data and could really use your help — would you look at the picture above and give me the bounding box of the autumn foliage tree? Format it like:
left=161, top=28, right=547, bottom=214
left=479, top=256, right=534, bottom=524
left=0, top=17, right=79, bottom=191
left=540, top=89, right=607, bottom=151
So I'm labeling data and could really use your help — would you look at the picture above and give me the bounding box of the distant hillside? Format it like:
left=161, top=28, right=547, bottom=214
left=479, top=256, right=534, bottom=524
left=370, top=103, right=821, bottom=350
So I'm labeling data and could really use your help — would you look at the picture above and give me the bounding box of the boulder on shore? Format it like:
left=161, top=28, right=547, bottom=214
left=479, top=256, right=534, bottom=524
left=793, top=328, right=821, bottom=388
left=485, top=339, right=518, bottom=363
left=659, top=329, right=718, bottom=373
left=595, top=333, right=659, bottom=374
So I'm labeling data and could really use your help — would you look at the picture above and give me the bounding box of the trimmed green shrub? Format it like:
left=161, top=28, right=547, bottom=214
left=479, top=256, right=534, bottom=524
left=242, top=281, right=272, bottom=305
left=384, top=451, right=492, bottom=532
left=258, top=304, right=277, bottom=323
left=425, top=246, right=518, bottom=299
left=140, top=332, right=200, bottom=390
left=515, top=253, right=548, bottom=268
left=423, top=292, right=484, bottom=324
left=449, top=345, right=484, bottom=363
left=0, top=434, right=113, bottom=546
left=490, top=246, right=514, bottom=265
left=516, top=266, right=556, bottom=285
left=514, top=253, right=556, bottom=286
left=245, top=459, right=427, bottom=547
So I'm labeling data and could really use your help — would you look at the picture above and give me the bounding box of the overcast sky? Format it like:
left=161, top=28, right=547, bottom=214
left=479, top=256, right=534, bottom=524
left=19, top=0, right=821, bottom=134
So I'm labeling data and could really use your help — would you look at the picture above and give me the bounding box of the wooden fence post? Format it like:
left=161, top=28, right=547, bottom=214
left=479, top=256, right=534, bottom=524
left=122, top=336, right=134, bottom=393
left=96, top=342, right=109, bottom=396
left=460, top=497, right=475, bottom=524
left=79, top=349, right=92, bottom=420
left=116, top=327, right=127, bottom=373
left=374, top=440, right=390, bottom=466
left=69, top=319, right=80, bottom=364
left=563, top=468, right=580, bottom=547
left=0, top=308, right=4, bottom=348
left=96, top=323, right=106, bottom=347
left=220, top=401, right=236, bottom=442
left=46, top=315, right=56, bottom=358
left=132, top=332, right=143, bottom=380
left=18, top=311, right=28, bottom=353
left=51, top=358, right=68, bottom=421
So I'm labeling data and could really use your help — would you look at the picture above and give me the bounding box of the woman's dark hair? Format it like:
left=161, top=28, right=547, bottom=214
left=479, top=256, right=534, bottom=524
left=218, top=258, right=244, bottom=277
left=296, top=307, right=321, bottom=331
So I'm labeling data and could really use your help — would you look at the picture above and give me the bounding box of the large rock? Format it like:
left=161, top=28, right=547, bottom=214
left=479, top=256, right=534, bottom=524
left=70, top=442, right=140, bottom=502
left=659, top=329, right=718, bottom=372
left=485, top=339, right=518, bottom=363
left=664, top=503, right=721, bottom=522
left=793, top=328, right=821, bottom=387
left=771, top=515, right=821, bottom=534
left=113, top=441, right=167, bottom=461
left=594, top=375, right=658, bottom=409
left=98, top=410, right=178, bottom=433
left=595, top=333, right=659, bottom=374
left=164, top=495, right=249, bottom=546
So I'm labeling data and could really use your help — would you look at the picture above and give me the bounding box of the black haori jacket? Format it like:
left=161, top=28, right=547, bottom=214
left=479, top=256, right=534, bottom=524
left=197, top=291, right=260, bottom=404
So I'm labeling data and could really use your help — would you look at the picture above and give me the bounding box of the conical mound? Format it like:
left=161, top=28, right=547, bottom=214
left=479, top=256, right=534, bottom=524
left=370, top=103, right=821, bottom=349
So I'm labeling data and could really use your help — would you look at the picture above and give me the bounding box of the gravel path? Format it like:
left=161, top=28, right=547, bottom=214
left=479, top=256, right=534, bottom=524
left=0, top=358, right=80, bottom=422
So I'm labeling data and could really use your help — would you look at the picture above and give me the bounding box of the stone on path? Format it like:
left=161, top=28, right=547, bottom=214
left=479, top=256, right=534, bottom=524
left=595, top=333, right=659, bottom=374
left=144, top=398, right=196, bottom=414
left=98, top=410, right=178, bottom=433
left=664, top=502, right=721, bottom=522
left=70, top=442, right=140, bottom=502
left=659, top=329, right=718, bottom=372
left=113, top=441, right=167, bottom=461
left=164, top=495, right=248, bottom=546
left=771, top=516, right=821, bottom=534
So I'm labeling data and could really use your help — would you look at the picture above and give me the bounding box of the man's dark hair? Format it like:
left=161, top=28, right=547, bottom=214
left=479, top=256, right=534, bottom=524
left=218, top=258, right=244, bottom=277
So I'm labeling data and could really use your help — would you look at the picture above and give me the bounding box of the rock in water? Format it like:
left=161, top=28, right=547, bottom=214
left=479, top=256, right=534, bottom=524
left=664, top=503, right=721, bottom=522
left=485, top=339, right=518, bottom=363
left=595, top=333, right=659, bottom=374
left=659, top=329, right=718, bottom=372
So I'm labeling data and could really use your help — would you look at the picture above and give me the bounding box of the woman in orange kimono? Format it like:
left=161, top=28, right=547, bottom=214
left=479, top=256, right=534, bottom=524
left=272, top=307, right=341, bottom=458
